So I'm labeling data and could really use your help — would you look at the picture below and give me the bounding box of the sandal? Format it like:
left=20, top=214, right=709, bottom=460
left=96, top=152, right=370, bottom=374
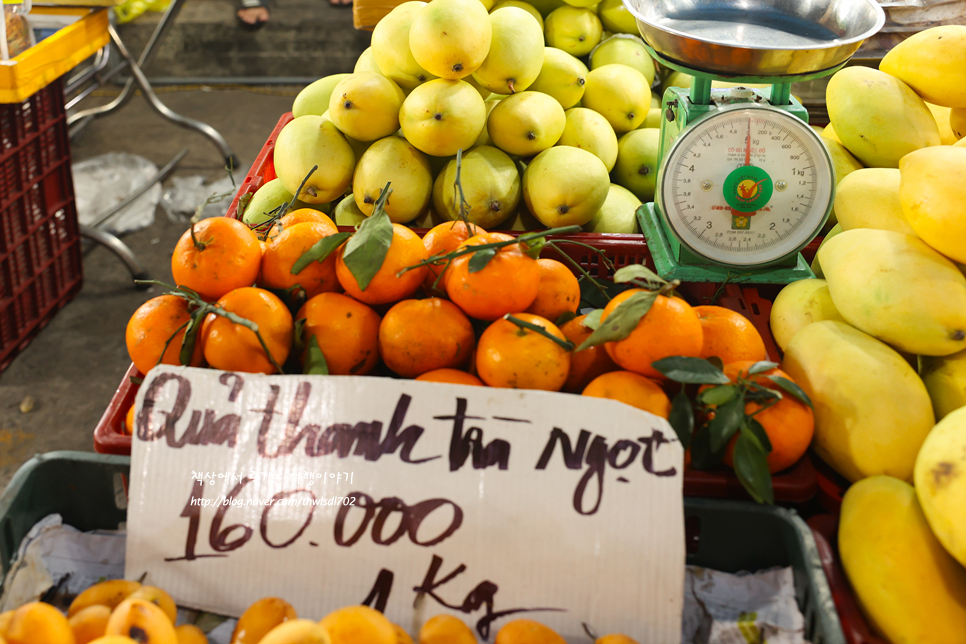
left=236, top=1, right=269, bottom=30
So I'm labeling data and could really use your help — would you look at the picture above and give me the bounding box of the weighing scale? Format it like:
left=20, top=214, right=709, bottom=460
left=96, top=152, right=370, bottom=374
left=622, top=0, right=886, bottom=284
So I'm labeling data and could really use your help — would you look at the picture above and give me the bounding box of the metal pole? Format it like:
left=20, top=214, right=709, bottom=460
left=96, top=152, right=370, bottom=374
left=105, top=22, right=239, bottom=168
left=690, top=77, right=712, bottom=106
left=80, top=225, right=151, bottom=287
left=770, top=83, right=791, bottom=106
left=67, top=0, right=188, bottom=125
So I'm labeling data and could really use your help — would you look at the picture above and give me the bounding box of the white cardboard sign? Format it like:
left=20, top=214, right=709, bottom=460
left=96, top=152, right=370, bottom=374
left=126, top=366, right=685, bottom=643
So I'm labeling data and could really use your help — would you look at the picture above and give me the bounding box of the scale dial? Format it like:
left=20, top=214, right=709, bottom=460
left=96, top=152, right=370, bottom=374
left=657, top=104, right=834, bottom=268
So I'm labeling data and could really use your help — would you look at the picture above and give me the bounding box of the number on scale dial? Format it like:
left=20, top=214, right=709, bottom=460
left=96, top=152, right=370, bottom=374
left=658, top=105, right=834, bottom=267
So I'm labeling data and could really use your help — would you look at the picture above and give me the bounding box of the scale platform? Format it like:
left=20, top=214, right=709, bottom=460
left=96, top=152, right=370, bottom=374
left=623, top=0, right=886, bottom=80
left=637, top=204, right=816, bottom=285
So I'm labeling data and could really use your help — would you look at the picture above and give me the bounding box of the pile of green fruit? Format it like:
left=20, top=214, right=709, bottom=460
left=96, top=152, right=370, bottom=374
left=243, top=0, right=672, bottom=234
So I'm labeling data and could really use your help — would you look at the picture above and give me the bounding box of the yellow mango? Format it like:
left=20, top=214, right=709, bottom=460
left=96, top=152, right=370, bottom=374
left=818, top=228, right=966, bottom=356
left=879, top=26, right=966, bottom=109
left=826, top=66, right=940, bottom=168
left=833, top=168, right=915, bottom=235
left=920, top=348, right=966, bottom=420
left=953, top=107, right=966, bottom=140
left=809, top=223, right=842, bottom=278
left=899, top=145, right=966, bottom=264
left=822, top=136, right=863, bottom=230
left=824, top=135, right=863, bottom=186
left=916, top=406, right=966, bottom=569
left=839, top=475, right=966, bottom=644
left=822, top=123, right=841, bottom=144
left=292, top=74, right=352, bottom=119
left=769, top=278, right=845, bottom=351
left=926, top=102, right=959, bottom=145
left=273, top=116, right=355, bottom=204
left=782, top=321, right=934, bottom=482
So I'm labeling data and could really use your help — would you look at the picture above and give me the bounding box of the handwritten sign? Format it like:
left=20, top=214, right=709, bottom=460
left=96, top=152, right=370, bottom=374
left=126, top=366, right=684, bottom=643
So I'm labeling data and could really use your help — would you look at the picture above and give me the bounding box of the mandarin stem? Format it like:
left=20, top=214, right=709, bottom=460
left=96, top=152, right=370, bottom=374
left=504, top=314, right=576, bottom=352
left=397, top=225, right=583, bottom=276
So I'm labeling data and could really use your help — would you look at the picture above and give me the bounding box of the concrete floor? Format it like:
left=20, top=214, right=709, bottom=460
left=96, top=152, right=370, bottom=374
left=0, top=84, right=314, bottom=489
left=120, top=0, right=368, bottom=80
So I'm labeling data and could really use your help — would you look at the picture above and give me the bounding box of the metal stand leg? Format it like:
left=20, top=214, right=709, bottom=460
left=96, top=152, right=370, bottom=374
left=67, top=0, right=240, bottom=169
left=80, top=225, right=152, bottom=288
left=104, top=23, right=240, bottom=169
left=77, top=150, right=185, bottom=289
left=67, top=0, right=186, bottom=127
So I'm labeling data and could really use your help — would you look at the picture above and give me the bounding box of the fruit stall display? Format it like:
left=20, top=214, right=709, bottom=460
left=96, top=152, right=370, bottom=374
left=2, top=0, right=965, bottom=642
left=114, top=8, right=966, bottom=644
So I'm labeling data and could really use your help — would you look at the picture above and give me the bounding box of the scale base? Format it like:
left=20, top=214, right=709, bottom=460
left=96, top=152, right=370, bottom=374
left=638, top=204, right=816, bottom=285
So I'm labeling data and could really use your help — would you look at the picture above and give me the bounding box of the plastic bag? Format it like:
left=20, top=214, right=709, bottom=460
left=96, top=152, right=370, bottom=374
left=2, top=0, right=35, bottom=60
left=682, top=566, right=807, bottom=644
left=160, top=164, right=249, bottom=223
left=113, top=0, right=172, bottom=24
left=72, top=153, right=162, bottom=235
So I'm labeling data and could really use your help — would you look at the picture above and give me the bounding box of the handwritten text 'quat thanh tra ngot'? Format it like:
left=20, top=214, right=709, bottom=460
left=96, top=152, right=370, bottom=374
left=136, top=371, right=677, bottom=518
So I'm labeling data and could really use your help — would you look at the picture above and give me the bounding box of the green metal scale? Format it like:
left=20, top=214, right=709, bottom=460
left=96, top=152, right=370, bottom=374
left=624, top=0, right=886, bottom=284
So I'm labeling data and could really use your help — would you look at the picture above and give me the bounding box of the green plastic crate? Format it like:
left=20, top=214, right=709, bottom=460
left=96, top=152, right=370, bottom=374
left=683, top=497, right=845, bottom=644
left=0, top=452, right=845, bottom=643
left=0, top=451, right=129, bottom=581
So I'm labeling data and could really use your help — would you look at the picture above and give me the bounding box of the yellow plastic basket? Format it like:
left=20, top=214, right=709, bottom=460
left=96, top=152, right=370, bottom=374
left=0, top=7, right=110, bottom=104
left=33, top=0, right=122, bottom=5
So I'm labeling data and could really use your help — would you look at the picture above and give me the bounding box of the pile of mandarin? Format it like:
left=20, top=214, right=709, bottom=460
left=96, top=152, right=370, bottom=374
left=123, top=208, right=818, bottom=474
left=0, top=578, right=644, bottom=644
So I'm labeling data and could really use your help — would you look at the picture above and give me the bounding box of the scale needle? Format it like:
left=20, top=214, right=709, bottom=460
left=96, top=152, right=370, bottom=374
left=733, top=117, right=758, bottom=223
left=745, top=118, right=752, bottom=167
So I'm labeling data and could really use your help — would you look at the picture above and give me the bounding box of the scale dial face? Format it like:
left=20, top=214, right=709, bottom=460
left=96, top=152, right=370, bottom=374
left=657, top=104, right=834, bottom=268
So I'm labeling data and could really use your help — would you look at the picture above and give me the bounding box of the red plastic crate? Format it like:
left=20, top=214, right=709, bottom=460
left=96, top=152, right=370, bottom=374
left=92, top=362, right=139, bottom=456
left=814, top=456, right=851, bottom=515
left=808, top=515, right=888, bottom=644
left=0, top=80, right=83, bottom=373
left=95, top=111, right=816, bottom=504
left=802, top=237, right=821, bottom=265
left=223, top=112, right=288, bottom=221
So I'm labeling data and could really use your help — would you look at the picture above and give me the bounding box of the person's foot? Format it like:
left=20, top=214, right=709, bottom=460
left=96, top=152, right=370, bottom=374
left=237, top=5, right=269, bottom=26
left=328, top=0, right=352, bottom=8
